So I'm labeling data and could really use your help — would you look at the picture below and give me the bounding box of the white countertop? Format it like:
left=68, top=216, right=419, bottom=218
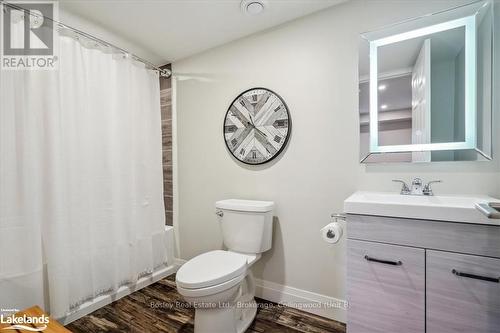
left=344, top=191, right=500, bottom=225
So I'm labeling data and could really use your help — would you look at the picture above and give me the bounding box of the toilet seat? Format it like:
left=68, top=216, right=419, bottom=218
left=177, top=273, right=246, bottom=298
left=176, top=250, right=248, bottom=290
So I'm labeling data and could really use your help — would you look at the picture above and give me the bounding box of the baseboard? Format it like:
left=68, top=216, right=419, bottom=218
left=173, top=259, right=346, bottom=323
left=254, top=278, right=347, bottom=323
left=60, top=261, right=182, bottom=325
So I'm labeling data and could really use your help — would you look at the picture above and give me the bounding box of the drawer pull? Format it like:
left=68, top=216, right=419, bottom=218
left=364, top=255, right=402, bottom=266
left=452, top=269, right=500, bottom=283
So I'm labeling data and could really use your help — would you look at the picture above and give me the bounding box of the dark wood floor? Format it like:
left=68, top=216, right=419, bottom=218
left=67, top=274, right=346, bottom=333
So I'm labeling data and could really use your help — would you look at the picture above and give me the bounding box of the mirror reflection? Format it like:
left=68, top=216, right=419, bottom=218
left=359, top=0, right=494, bottom=163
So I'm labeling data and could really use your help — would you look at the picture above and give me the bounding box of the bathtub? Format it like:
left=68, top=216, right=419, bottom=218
left=60, top=225, right=178, bottom=325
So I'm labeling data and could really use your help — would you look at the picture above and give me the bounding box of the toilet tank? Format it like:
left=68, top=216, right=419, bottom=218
left=215, top=199, right=274, bottom=254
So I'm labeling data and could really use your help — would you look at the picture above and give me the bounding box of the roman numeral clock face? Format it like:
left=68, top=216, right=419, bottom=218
left=224, top=88, right=291, bottom=165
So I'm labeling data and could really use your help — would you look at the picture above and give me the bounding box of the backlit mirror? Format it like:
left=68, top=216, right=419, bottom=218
left=359, top=0, right=494, bottom=163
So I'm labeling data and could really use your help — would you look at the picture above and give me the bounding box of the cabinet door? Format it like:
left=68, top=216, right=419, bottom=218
left=347, top=239, right=425, bottom=333
left=427, top=250, right=500, bottom=333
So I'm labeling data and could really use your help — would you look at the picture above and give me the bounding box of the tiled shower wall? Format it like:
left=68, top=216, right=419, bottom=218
left=160, top=65, right=173, bottom=226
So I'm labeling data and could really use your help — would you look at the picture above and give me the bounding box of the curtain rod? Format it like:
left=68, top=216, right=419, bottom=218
left=1, top=1, right=172, bottom=78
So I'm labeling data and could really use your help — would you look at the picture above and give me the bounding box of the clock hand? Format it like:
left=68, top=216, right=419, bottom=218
left=254, top=127, right=267, bottom=138
left=249, top=113, right=255, bottom=126
left=247, top=118, right=266, bottom=138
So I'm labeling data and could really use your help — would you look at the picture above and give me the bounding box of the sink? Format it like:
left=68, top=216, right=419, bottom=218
left=344, top=191, right=500, bottom=225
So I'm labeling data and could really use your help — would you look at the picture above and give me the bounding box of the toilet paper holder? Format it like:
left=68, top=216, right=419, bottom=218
left=331, top=213, right=346, bottom=221
left=320, top=213, right=345, bottom=244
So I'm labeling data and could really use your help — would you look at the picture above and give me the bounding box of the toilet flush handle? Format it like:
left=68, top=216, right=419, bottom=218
left=215, top=210, right=224, bottom=218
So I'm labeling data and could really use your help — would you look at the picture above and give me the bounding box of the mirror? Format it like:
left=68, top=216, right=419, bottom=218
left=359, top=0, right=494, bottom=163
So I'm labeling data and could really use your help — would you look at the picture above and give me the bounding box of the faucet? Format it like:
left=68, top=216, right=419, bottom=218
left=393, top=178, right=442, bottom=196
left=422, top=180, right=442, bottom=196
left=392, top=180, right=411, bottom=195
left=411, top=178, right=423, bottom=195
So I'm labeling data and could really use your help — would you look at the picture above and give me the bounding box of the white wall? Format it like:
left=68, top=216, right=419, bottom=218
left=173, top=0, right=500, bottom=322
left=59, top=8, right=164, bottom=65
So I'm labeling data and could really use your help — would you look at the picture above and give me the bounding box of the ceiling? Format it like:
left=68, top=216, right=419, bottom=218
left=59, top=0, right=347, bottom=64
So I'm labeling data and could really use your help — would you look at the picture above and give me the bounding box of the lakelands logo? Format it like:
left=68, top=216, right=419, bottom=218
left=0, top=0, right=59, bottom=70
left=0, top=313, right=49, bottom=331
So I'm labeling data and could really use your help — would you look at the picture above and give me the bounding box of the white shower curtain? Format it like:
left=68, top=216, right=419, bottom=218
left=0, top=29, right=168, bottom=318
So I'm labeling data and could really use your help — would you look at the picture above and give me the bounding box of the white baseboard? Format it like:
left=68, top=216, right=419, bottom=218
left=60, top=262, right=181, bottom=325
left=173, top=259, right=346, bottom=322
left=254, top=279, right=347, bottom=323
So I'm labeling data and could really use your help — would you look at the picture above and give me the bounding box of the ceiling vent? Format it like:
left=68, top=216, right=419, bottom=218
left=241, top=0, right=267, bottom=16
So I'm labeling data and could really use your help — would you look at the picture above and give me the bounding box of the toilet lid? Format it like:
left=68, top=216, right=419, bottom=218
left=176, top=250, right=248, bottom=289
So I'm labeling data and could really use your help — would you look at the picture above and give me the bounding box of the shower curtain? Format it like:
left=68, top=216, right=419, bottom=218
left=0, top=29, right=168, bottom=318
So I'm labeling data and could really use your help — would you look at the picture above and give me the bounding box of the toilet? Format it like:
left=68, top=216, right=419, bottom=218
left=176, top=199, right=274, bottom=333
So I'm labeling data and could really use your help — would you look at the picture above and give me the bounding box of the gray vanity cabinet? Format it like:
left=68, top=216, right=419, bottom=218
left=427, top=251, right=500, bottom=333
left=347, top=214, right=500, bottom=333
left=347, top=240, right=425, bottom=333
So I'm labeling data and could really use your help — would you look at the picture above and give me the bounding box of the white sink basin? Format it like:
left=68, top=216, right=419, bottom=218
left=344, top=191, right=500, bottom=225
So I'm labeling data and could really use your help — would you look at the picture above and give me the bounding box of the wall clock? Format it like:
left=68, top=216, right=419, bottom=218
left=224, top=88, right=291, bottom=165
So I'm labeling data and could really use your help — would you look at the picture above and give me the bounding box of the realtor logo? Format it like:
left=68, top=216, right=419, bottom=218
left=0, top=313, right=49, bottom=332
left=1, top=0, right=58, bottom=70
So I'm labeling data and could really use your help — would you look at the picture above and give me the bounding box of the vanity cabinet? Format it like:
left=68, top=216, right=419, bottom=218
left=347, top=214, right=500, bottom=333
left=347, top=240, right=425, bottom=333
left=427, top=251, right=500, bottom=333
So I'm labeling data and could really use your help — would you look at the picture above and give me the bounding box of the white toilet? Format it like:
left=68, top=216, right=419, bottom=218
left=176, top=199, right=274, bottom=333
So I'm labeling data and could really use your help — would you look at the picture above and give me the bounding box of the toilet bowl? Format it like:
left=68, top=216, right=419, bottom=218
left=176, top=250, right=260, bottom=333
left=176, top=199, right=274, bottom=333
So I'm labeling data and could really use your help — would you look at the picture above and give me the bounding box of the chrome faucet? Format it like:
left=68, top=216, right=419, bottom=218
left=392, top=180, right=411, bottom=195
left=422, top=180, right=442, bottom=196
left=411, top=178, right=423, bottom=195
left=393, top=178, right=442, bottom=196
